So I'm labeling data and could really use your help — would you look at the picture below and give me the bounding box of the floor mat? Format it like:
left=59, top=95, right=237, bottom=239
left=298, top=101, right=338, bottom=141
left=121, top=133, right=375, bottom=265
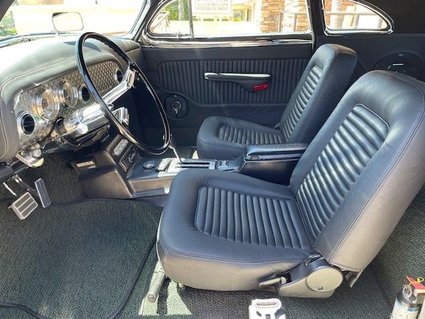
left=0, top=199, right=160, bottom=319
left=142, top=267, right=390, bottom=319
left=116, top=248, right=158, bottom=319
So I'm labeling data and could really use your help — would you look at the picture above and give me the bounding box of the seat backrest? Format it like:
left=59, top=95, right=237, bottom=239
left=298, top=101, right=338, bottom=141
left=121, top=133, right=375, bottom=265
left=290, top=71, right=425, bottom=273
left=279, top=44, right=357, bottom=144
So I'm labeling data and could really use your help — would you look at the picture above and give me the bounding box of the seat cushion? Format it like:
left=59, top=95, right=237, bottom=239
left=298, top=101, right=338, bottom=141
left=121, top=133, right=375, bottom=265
left=196, top=116, right=284, bottom=159
left=157, top=169, right=313, bottom=291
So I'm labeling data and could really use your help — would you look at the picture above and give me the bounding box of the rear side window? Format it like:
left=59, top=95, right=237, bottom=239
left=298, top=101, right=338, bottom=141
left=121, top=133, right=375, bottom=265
left=323, top=0, right=392, bottom=33
left=148, top=0, right=311, bottom=39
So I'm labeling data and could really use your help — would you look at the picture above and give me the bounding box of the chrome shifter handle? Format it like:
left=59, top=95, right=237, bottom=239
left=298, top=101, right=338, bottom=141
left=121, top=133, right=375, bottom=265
left=169, top=135, right=182, bottom=163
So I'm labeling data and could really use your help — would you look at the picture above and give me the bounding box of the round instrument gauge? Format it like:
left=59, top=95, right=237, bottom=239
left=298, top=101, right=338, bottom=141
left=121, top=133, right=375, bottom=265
left=58, top=81, right=78, bottom=107
left=34, top=88, right=60, bottom=120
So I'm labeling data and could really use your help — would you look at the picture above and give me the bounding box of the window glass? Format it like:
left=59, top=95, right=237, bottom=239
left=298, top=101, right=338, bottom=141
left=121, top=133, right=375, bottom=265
left=323, top=0, right=389, bottom=32
left=149, top=0, right=311, bottom=38
left=149, top=0, right=190, bottom=35
left=0, top=0, right=143, bottom=42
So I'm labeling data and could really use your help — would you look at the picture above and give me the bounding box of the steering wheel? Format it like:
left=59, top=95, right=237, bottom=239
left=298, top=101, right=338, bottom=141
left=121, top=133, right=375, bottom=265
left=75, top=32, right=171, bottom=155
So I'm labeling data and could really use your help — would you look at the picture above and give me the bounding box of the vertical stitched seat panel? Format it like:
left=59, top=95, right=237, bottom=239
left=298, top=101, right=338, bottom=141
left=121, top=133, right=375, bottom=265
left=217, top=125, right=284, bottom=145
left=195, top=186, right=311, bottom=249
left=281, top=65, right=323, bottom=142
left=296, top=105, right=389, bottom=240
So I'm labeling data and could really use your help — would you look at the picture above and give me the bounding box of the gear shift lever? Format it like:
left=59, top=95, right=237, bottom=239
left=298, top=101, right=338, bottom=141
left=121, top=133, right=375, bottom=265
left=169, top=135, right=183, bottom=163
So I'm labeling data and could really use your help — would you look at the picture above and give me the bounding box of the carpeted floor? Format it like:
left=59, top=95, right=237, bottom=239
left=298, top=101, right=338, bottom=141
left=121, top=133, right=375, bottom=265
left=0, top=199, right=161, bottom=319
left=116, top=249, right=159, bottom=319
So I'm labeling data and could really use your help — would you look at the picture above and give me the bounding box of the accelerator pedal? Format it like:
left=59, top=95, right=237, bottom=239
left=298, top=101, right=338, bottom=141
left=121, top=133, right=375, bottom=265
left=34, top=178, right=51, bottom=208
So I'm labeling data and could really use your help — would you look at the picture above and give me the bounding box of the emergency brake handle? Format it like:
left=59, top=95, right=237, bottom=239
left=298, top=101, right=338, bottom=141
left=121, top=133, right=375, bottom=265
left=204, top=72, right=271, bottom=92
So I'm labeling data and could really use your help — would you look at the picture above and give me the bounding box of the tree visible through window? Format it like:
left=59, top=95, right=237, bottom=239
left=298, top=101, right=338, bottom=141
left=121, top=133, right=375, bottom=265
left=149, top=0, right=311, bottom=38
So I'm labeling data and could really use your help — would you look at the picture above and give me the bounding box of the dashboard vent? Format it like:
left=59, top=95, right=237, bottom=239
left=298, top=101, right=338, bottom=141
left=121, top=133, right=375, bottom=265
left=21, top=114, right=35, bottom=135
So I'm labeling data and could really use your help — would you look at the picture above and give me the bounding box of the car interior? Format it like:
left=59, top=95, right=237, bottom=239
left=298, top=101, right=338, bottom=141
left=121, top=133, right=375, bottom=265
left=0, top=0, right=424, bottom=318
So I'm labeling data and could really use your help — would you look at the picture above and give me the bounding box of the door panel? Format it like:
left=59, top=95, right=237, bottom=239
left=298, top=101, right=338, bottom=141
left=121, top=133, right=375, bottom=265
left=157, top=58, right=308, bottom=105
left=140, top=43, right=312, bottom=145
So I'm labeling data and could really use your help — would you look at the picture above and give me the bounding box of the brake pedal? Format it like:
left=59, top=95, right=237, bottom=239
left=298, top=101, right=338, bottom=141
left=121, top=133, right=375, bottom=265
left=9, top=192, right=38, bottom=220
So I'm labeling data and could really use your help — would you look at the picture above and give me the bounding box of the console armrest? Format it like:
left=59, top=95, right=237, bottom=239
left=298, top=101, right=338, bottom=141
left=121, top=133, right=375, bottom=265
left=244, top=143, right=308, bottom=161
left=240, top=143, right=308, bottom=185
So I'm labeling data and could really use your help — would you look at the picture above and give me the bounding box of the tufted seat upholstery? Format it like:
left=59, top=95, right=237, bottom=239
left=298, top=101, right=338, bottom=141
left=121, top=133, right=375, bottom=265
left=197, top=44, right=357, bottom=159
left=158, top=71, right=425, bottom=295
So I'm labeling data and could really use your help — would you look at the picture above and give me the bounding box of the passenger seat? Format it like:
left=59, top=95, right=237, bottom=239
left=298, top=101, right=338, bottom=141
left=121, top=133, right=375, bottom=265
left=196, top=44, right=357, bottom=159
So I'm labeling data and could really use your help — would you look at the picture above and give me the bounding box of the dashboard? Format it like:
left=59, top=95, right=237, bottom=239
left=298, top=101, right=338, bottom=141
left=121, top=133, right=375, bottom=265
left=16, top=60, right=122, bottom=149
left=0, top=36, right=140, bottom=166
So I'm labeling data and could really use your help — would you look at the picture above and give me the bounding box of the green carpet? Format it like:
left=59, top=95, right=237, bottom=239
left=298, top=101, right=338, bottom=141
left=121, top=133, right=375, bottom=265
left=116, top=249, right=159, bottom=319
left=0, top=199, right=160, bottom=319
left=0, top=308, right=33, bottom=319
left=142, top=266, right=390, bottom=319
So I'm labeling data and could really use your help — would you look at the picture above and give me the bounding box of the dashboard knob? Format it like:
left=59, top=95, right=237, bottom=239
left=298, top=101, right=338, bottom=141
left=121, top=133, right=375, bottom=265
left=143, top=161, right=156, bottom=170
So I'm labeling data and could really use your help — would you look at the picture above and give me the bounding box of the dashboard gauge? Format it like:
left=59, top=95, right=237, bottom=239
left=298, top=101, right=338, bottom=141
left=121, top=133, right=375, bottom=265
left=58, top=80, right=78, bottom=107
left=34, top=88, right=60, bottom=120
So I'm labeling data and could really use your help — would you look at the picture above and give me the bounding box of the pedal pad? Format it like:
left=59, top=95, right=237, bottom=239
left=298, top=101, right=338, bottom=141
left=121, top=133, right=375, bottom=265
left=34, top=178, right=51, bottom=208
left=9, top=192, right=38, bottom=220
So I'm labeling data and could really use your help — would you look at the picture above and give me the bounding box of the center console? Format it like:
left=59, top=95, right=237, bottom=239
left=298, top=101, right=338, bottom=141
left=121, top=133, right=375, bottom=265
left=71, top=136, right=307, bottom=200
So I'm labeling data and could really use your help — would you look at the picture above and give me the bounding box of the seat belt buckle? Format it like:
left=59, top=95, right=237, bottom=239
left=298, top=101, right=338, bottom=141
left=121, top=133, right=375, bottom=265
left=249, top=298, right=286, bottom=319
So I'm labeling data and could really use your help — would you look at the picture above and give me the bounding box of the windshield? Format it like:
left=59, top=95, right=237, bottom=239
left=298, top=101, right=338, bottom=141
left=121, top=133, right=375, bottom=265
left=0, top=0, right=144, bottom=42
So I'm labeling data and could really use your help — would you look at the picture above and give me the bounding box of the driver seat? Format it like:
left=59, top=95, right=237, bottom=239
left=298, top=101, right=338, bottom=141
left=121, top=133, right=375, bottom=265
left=158, top=71, right=425, bottom=297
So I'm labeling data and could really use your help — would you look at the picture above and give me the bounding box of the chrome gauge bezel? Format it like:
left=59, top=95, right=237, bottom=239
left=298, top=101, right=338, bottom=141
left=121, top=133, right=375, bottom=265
left=78, top=84, right=91, bottom=103
left=114, top=68, right=124, bottom=84
left=17, top=112, right=36, bottom=136
left=33, top=88, right=61, bottom=120
left=58, top=80, right=78, bottom=108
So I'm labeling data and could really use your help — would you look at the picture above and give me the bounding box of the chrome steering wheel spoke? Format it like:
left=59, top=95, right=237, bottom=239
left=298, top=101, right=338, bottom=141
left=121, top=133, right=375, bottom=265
left=76, top=32, right=170, bottom=155
left=102, top=65, right=136, bottom=105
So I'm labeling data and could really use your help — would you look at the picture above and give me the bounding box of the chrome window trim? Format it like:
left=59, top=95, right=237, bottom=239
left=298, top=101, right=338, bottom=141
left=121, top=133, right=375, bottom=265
left=141, top=0, right=314, bottom=44
left=321, top=0, right=394, bottom=35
